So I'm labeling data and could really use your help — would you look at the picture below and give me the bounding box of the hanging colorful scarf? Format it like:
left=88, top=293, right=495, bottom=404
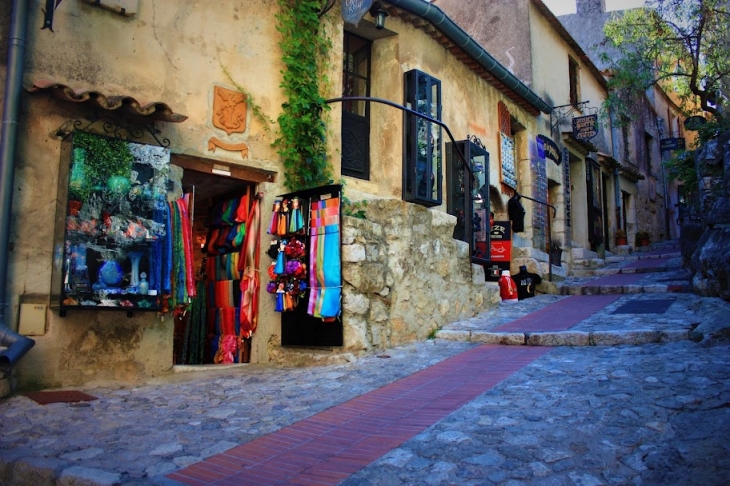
left=179, top=196, right=196, bottom=298
left=235, top=190, right=250, bottom=224
left=151, top=200, right=167, bottom=295
left=163, top=200, right=173, bottom=295
left=306, top=197, right=341, bottom=319
left=213, top=334, right=239, bottom=364
left=239, top=192, right=262, bottom=338
left=186, top=280, right=207, bottom=364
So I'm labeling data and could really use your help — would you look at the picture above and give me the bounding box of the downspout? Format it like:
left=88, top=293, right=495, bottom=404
left=386, top=0, right=552, bottom=115
left=0, top=0, right=35, bottom=371
left=609, top=107, right=623, bottom=230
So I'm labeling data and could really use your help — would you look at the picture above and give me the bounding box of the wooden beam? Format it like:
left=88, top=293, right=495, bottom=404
left=172, top=154, right=277, bottom=184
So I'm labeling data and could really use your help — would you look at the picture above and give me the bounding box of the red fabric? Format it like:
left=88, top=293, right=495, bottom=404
left=177, top=198, right=196, bottom=297
left=499, top=275, right=518, bottom=301
left=239, top=193, right=262, bottom=339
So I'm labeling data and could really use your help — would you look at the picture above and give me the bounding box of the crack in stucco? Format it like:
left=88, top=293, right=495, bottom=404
left=151, top=1, right=178, bottom=70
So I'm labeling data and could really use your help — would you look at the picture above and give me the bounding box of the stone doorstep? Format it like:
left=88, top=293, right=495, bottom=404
left=434, top=329, right=691, bottom=346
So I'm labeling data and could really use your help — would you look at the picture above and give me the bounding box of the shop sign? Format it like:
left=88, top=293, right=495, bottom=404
left=660, top=137, right=686, bottom=151
left=341, top=0, right=373, bottom=26
left=489, top=220, right=512, bottom=262
left=572, top=114, right=597, bottom=140
left=537, top=134, right=562, bottom=164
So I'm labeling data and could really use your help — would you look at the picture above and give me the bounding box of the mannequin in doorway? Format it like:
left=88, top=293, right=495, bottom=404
left=508, top=193, right=526, bottom=232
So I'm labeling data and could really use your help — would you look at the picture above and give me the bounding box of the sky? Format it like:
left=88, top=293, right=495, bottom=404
left=541, top=0, right=646, bottom=16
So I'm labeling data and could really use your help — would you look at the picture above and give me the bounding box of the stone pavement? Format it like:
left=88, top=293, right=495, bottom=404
left=1, top=243, right=729, bottom=485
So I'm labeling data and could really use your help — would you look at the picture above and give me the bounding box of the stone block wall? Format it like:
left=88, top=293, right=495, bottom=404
left=341, top=198, right=500, bottom=353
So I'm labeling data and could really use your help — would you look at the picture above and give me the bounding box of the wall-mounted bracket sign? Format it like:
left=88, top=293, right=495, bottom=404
left=572, top=114, right=598, bottom=140
left=537, top=134, right=562, bottom=164
left=341, top=0, right=373, bottom=26
left=660, top=137, right=686, bottom=151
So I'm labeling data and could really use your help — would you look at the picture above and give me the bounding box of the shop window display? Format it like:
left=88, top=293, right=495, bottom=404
left=53, top=132, right=173, bottom=312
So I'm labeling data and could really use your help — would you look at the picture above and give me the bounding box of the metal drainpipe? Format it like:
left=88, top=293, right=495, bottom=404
left=0, top=0, right=35, bottom=372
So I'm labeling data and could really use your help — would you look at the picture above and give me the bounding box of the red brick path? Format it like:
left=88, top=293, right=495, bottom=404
left=167, top=346, right=552, bottom=485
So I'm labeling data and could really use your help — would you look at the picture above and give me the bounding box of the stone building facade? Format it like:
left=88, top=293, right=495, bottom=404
left=0, top=0, right=550, bottom=391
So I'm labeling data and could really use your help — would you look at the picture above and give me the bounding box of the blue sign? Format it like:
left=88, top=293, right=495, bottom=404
left=341, top=0, right=373, bottom=27
left=537, top=134, right=562, bottom=164
left=660, top=138, right=686, bottom=151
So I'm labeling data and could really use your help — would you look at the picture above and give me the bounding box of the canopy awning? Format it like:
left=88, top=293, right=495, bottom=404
left=26, top=80, right=188, bottom=123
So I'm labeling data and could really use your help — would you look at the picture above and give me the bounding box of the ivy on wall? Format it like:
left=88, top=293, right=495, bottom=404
left=274, top=0, right=333, bottom=191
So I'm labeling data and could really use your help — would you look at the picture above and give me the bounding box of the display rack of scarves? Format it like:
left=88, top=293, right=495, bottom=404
left=181, top=279, right=207, bottom=365
left=307, top=196, right=341, bottom=320
left=166, top=195, right=196, bottom=310
left=205, top=188, right=253, bottom=363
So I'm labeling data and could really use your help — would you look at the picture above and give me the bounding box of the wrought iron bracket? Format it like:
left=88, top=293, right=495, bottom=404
left=318, top=0, right=337, bottom=17
left=325, top=95, right=474, bottom=183
left=466, top=134, right=486, bottom=150
left=550, top=101, right=589, bottom=138
left=55, top=115, right=171, bottom=148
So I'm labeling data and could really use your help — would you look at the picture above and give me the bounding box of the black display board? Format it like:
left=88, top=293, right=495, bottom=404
left=271, top=185, right=343, bottom=347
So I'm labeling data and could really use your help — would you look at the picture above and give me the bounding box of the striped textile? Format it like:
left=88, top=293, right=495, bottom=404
left=306, top=197, right=341, bottom=319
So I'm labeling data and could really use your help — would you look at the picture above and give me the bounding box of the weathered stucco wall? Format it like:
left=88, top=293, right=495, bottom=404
left=4, top=0, right=538, bottom=389
left=8, top=1, right=290, bottom=389
left=436, top=0, right=533, bottom=87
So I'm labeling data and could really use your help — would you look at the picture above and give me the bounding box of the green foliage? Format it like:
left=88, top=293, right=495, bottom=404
left=70, top=132, right=133, bottom=201
left=219, top=61, right=276, bottom=132
left=274, top=0, right=333, bottom=192
left=600, top=0, right=730, bottom=122
left=343, top=199, right=368, bottom=219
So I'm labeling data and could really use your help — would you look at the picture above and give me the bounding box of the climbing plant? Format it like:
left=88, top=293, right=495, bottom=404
left=274, top=0, right=333, bottom=191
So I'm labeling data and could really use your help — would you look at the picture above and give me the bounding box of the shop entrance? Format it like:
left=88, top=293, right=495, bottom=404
left=170, top=155, right=270, bottom=366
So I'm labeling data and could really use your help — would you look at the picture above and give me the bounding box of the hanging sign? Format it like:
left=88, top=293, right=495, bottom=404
left=537, top=134, right=562, bottom=164
left=660, top=137, right=686, bottom=151
left=341, top=0, right=373, bottom=26
left=489, top=220, right=512, bottom=262
left=572, top=114, right=598, bottom=140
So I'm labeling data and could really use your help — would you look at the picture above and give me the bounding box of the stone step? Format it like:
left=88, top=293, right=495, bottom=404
left=435, top=328, right=692, bottom=346
left=557, top=283, right=690, bottom=295
left=569, top=264, right=675, bottom=278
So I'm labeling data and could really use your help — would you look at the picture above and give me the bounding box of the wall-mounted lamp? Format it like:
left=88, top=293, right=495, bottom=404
left=373, top=6, right=388, bottom=30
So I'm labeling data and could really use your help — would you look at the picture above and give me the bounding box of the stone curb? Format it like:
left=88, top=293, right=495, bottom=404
left=435, top=329, right=691, bottom=346
left=558, top=283, right=689, bottom=295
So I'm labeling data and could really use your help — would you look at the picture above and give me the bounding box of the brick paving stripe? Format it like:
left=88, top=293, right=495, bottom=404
left=166, top=345, right=552, bottom=485
left=492, top=294, right=623, bottom=332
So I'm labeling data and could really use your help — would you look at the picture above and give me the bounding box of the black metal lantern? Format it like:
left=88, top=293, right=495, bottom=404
left=446, top=139, right=490, bottom=264
left=403, top=69, right=442, bottom=207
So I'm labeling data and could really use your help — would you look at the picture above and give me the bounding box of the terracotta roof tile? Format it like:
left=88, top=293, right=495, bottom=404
left=26, top=80, right=187, bottom=123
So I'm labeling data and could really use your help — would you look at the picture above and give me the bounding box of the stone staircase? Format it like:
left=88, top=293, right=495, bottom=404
left=556, top=241, right=689, bottom=296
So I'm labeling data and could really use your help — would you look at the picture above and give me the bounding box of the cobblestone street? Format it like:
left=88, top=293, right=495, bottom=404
left=1, top=247, right=729, bottom=485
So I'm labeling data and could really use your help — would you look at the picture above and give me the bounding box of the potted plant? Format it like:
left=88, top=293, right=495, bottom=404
left=615, top=229, right=627, bottom=246
left=635, top=231, right=651, bottom=247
